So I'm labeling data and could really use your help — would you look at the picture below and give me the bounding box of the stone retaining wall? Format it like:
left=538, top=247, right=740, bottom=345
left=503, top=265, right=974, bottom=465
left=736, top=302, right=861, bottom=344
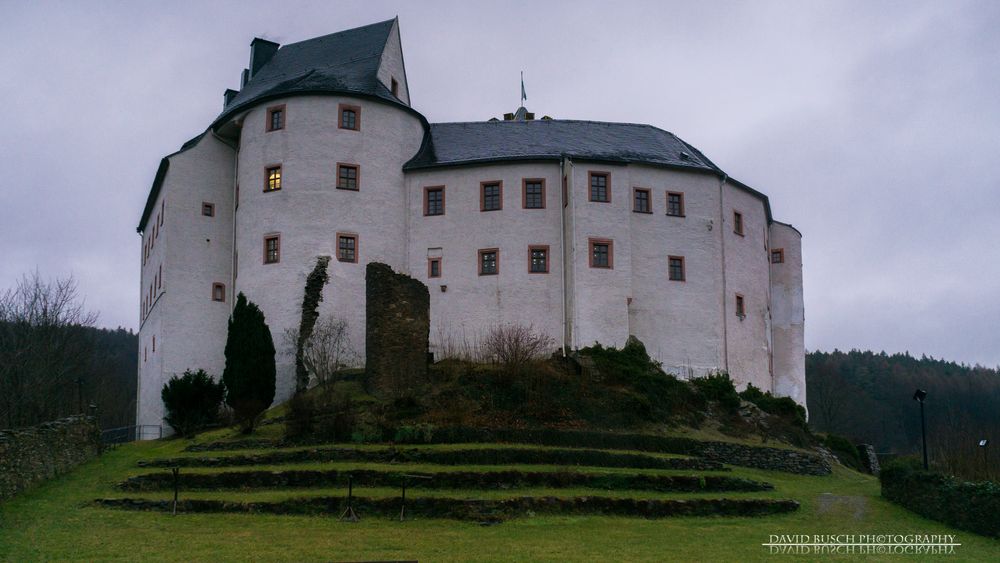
left=0, top=415, right=102, bottom=501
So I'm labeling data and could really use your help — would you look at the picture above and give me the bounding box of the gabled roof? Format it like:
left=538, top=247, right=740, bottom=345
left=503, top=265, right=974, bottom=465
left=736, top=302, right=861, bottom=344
left=404, top=120, right=720, bottom=173
left=212, top=18, right=402, bottom=130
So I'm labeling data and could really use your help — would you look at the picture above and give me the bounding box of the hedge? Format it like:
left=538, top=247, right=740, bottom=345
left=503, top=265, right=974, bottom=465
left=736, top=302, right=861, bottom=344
left=880, top=458, right=1000, bottom=538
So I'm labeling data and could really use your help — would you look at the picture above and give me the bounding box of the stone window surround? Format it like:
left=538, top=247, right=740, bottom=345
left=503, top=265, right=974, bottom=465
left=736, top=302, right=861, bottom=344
left=668, top=255, right=685, bottom=281
left=266, top=104, right=286, bottom=132
left=336, top=162, right=360, bottom=191
left=428, top=257, right=441, bottom=278
left=528, top=244, right=550, bottom=274
left=733, top=210, right=744, bottom=236
left=588, top=238, right=614, bottom=269
left=424, top=185, right=445, bottom=216
left=212, top=282, right=226, bottom=302
left=771, top=248, right=785, bottom=264
left=479, top=248, right=499, bottom=276
left=633, top=187, right=652, bottom=214
left=263, top=233, right=281, bottom=264
left=480, top=180, right=503, bottom=212
left=667, top=191, right=685, bottom=217
left=336, top=232, right=359, bottom=263
left=588, top=171, right=611, bottom=203
left=202, top=202, right=215, bottom=217
left=264, top=164, right=282, bottom=192
left=338, top=103, right=361, bottom=131
left=522, top=178, right=546, bottom=209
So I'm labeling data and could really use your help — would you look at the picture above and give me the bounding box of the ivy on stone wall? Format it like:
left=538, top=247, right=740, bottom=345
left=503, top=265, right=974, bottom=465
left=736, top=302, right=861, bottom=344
left=295, top=256, right=331, bottom=393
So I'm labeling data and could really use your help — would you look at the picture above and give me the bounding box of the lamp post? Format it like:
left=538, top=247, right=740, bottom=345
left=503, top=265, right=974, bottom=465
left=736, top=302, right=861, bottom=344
left=913, top=389, right=928, bottom=470
left=979, top=439, right=989, bottom=479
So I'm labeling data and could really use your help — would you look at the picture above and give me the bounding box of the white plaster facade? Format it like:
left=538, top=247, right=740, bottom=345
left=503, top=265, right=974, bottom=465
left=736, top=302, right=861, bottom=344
left=136, top=19, right=806, bottom=432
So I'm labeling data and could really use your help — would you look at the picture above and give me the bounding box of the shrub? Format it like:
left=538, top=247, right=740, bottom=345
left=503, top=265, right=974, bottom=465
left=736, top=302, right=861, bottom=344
left=822, top=433, right=862, bottom=471
left=690, top=372, right=741, bottom=412
left=223, top=293, right=276, bottom=433
left=160, top=369, right=225, bottom=437
left=739, top=383, right=808, bottom=429
left=480, top=323, right=556, bottom=376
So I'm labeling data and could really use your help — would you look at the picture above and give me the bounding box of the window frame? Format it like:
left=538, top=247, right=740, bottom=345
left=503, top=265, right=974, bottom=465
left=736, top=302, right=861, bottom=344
left=588, top=238, right=614, bottom=269
left=212, top=283, right=226, bottom=302
left=522, top=178, right=546, bottom=209
left=633, top=187, right=652, bottom=214
left=478, top=248, right=499, bottom=276
left=427, top=257, right=442, bottom=278
left=263, top=233, right=281, bottom=264
left=735, top=293, right=746, bottom=318
left=338, top=103, right=361, bottom=131
left=336, top=232, right=359, bottom=264
left=266, top=104, right=286, bottom=132
left=264, top=164, right=282, bottom=192
left=336, top=162, right=360, bottom=191
left=424, top=186, right=445, bottom=216
left=480, top=181, right=503, bottom=212
left=668, top=255, right=686, bottom=281
left=666, top=191, right=685, bottom=217
left=771, top=248, right=785, bottom=264
left=202, top=202, right=215, bottom=217
left=588, top=171, right=611, bottom=203
left=733, top=211, right=744, bottom=236
left=528, top=245, right=550, bottom=274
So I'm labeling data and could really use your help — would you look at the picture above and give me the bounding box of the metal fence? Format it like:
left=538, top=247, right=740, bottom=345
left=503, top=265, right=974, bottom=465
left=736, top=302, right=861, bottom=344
left=102, top=424, right=162, bottom=445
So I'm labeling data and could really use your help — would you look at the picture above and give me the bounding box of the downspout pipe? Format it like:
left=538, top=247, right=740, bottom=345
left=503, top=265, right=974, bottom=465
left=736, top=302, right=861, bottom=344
left=718, top=173, right=729, bottom=373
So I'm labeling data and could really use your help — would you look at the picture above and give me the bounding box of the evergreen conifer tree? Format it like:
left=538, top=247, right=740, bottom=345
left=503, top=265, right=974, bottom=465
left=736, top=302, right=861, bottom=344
left=223, top=293, right=276, bottom=433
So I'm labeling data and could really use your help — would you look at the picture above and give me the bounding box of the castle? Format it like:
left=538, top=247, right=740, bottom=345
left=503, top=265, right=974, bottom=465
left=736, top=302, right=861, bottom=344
left=136, top=18, right=805, bottom=431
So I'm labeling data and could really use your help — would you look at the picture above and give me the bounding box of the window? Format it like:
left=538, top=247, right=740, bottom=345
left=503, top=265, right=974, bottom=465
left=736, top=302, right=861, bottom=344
left=481, top=181, right=502, bottom=211
left=424, top=186, right=445, bottom=216
left=589, top=172, right=610, bottom=202
left=212, top=283, right=226, bottom=302
left=523, top=179, right=545, bottom=209
left=479, top=248, right=499, bottom=275
left=589, top=238, right=613, bottom=269
left=529, top=245, right=549, bottom=273
left=771, top=248, right=785, bottom=264
left=202, top=202, right=215, bottom=217
left=633, top=188, right=651, bottom=213
left=668, top=256, right=685, bottom=281
left=667, top=192, right=685, bottom=217
left=266, top=104, right=285, bottom=131
left=265, top=165, right=282, bottom=192
left=733, top=211, right=744, bottom=236
left=428, top=257, right=441, bottom=278
left=339, top=104, right=360, bottom=130
left=391, top=77, right=399, bottom=97
left=337, top=233, right=358, bottom=263
left=735, top=294, right=746, bottom=318
left=264, top=234, right=280, bottom=264
left=337, top=163, right=359, bottom=190
left=152, top=335, right=155, bottom=353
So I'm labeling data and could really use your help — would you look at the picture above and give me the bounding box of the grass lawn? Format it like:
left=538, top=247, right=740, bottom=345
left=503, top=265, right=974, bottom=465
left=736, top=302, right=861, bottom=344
left=2, top=438, right=998, bottom=562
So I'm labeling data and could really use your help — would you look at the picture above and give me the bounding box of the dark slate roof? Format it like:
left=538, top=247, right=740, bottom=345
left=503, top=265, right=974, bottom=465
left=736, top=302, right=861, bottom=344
left=212, top=18, right=401, bottom=129
left=404, top=120, right=721, bottom=173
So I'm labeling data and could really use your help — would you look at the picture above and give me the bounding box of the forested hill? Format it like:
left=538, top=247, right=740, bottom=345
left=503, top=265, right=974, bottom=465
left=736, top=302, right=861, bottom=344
left=806, top=350, right=1000, bottom=457
left=0, top=323, right=136, bottom=430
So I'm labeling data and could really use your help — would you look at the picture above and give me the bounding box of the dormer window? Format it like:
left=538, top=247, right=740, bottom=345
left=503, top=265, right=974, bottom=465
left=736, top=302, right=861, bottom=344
left=339, top=104, right=360, bottom=131
left=266, top=105, right=285, bottom=132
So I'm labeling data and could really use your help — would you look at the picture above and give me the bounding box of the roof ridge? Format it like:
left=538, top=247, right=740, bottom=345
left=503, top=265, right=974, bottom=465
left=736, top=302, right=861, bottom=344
left=280, top=18, right=396, bottom=49
left=429, top=118, right=675, bottom=134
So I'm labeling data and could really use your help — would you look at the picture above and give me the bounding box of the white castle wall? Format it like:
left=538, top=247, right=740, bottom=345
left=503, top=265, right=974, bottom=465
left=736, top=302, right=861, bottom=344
left=377, top=20, right=411, bottom=106
left=233, top=95, right=424, bottom=402
left=769, top=222, right=806, bottom=406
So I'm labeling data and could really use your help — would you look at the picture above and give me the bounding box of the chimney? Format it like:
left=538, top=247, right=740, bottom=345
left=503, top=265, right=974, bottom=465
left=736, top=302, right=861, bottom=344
left=249, top=38, right=280, bottom=79
left=224, top=89, right=239, bottom=107
left=240, top=68, right=249, bottom=88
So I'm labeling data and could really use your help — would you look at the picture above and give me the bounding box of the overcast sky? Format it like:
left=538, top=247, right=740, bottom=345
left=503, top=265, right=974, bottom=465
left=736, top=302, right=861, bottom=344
left=2, top=0, right=998, bottom=367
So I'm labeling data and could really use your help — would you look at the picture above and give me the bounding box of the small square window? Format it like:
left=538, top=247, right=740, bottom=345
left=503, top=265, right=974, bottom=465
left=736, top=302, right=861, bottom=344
left=428, top=257, right=441, bottom=278
left=479, top=249, right=499, bottom=275
left=425, top=186, right=445, bottom=216
left=733, top=211, right=744, bottom=236
left=633, top=188, right=651, bottom=213
left=339, top=104, right=360, bottom=130
left=529, top=245, right=549, bottom=274
left=589, top=172, right=609, bottom=202
left=337, top=164, right=359, bottom=190
left=668, top=256, right=685, bottom=281
left=667, top=192, right=685, bottom=217
left=212, top=283, right=226, bottom=302
left=264, top=235, right=280, bottom=264
left=337, top=233, right=358, bottom=263
left=266, top=105, right=285, bottom=132
left=736, top=294, right=746, bottom=318
left=202, top=202, right=215, bottom=217
left=481, top=182, right=502, bottom=211
left=523, top=179, right=545, bottom=209
left=589, top=239, right=613, bottom=269
left=265, top=165, right=282, bottom=192
left=771, top=249, right=785, bottom=264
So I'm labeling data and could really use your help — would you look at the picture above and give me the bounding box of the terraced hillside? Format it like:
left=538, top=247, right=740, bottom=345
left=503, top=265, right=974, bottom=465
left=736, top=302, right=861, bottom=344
left=3, top=425, right=998, bottom=561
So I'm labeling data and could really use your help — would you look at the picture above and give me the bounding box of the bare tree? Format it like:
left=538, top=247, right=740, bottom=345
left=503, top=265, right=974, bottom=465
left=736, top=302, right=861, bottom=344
left=284, top=315, right=359, bottom=389
left=0, top=271, right=98, bottom=428
left=481, top=323, right=556, bottom=376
